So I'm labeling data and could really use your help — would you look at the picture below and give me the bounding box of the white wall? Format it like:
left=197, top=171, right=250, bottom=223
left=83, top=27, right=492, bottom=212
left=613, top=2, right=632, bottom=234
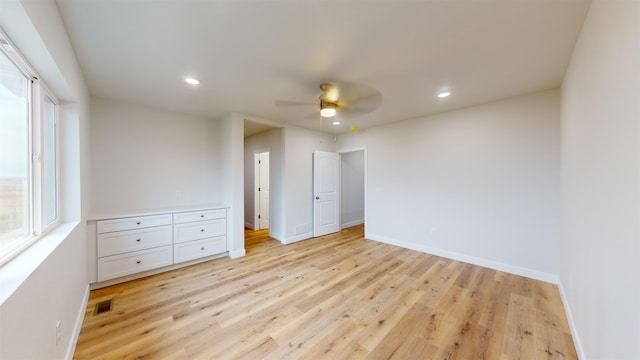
left=90, top=97, right=220, bottom=216
left=244, top=128, right=283, bottom=236
left=218, top=113, right=246, bottom=258
left=282, top=126, right=334, bottom=243
left=340, top=150, right=365, bottom=228
left=337, top=89, right=561, bottom=281
left=0, top=0, right=91, bottom=358
left=560, top=0, right=640, bottom=358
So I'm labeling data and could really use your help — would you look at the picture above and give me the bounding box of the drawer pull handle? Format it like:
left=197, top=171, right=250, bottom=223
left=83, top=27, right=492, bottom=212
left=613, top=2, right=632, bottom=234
left=201, top=247, right=205, bottom=251
left=136, top=221, right=141, bottom=225
left=200, top=214, right=205, bottom=218
left=201, top=229, right=205, bottom=232
left=136, top=238, right=141, bottom=242
left=136, top=260, right=141, bottom=264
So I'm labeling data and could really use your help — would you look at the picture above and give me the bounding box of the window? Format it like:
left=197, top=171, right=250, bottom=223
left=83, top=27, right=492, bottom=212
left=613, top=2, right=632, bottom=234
left=0, top=29, right=59, bottom=265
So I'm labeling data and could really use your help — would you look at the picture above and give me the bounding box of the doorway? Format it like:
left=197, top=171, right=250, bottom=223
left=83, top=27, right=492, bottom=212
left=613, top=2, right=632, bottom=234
left=243, top=121, right=283, bottom=243
left=312, top=149, right=366, bottom=236
left=340, top=149, right=365, bottom=229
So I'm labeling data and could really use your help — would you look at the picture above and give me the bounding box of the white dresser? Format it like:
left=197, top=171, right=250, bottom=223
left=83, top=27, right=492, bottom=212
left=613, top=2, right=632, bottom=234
left=89, top=205, right=228, bottom=287
left=173, top=209, right=227, bottom=263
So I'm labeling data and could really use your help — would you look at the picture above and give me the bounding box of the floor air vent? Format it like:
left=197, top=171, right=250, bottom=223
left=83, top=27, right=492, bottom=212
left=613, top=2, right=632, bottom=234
left=94, top=299, right=114, bottom=315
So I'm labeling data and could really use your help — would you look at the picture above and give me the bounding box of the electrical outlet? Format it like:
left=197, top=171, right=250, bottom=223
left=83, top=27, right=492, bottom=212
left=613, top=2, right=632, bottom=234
left=55, top=321, right=61, bottom=346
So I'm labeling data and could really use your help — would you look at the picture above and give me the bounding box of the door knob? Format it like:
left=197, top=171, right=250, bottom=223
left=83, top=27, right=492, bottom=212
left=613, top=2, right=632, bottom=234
left=315, top=196, right=320, bottom=200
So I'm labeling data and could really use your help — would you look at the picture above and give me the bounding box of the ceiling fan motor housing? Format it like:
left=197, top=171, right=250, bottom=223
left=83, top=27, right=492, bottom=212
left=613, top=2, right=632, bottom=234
left=320, top=100, right=337, bottom=117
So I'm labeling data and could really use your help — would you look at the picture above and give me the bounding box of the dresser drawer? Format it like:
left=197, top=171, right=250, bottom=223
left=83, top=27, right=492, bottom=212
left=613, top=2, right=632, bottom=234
left=97, top=246, right=173, bottom=281
left=173, top=236, right=227, bottom=263
left=97, top=225, right=172, bottom=257
left=174, top=219, right=225, bottom=244
left=173, top=209, right=226, bottom=224
left=97, top=214, right=173, bottom=233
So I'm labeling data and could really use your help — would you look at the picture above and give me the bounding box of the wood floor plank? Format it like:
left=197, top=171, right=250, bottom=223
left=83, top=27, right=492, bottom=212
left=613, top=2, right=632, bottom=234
left=73, top=225, right=577, bottom=359
left=365, top=302, right=436, bottom=359
left=301, top=317, right=367, bottom=359
left=352, top=275, right=426, bottom=352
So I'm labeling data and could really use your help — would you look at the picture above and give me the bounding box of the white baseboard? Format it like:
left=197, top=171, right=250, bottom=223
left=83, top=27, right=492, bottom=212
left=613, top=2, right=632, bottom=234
left=228, top=249, right=246, bottom=258
left=366, top=232, right=559, bottom=284
left=282, top=232, right=313, bottom=245
left=66, top=284, right=90, bottom=360
left=269, top=231, right=284, bottom=242
left=557, top=280, right=586, bottom=359
left=244, top=222, right=255, bottom=230
left=341, top=219, right=364, bottom=229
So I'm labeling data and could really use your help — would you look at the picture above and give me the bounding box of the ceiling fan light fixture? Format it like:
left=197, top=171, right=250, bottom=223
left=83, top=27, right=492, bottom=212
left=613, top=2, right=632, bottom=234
left=320, top=101, right=337, bottom=117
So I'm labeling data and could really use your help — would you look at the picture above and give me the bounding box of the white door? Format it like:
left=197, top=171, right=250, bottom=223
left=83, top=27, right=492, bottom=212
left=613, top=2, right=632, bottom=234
left=255, top=152, right=270, bottom=229
left=258, top=152, right=270, bottom=229
left=313, top=151, right=340, bottom=237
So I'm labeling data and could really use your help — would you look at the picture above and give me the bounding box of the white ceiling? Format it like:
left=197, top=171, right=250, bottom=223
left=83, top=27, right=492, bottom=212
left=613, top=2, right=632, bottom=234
left=56, top=0, right=590, bottom=133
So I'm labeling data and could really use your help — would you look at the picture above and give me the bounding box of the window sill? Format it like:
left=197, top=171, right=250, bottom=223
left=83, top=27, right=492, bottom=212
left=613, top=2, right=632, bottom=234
left=0, top=221, right=80, bottom=306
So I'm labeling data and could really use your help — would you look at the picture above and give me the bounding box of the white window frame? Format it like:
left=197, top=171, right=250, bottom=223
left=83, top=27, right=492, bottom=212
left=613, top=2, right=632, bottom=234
left=0, top=28, right=60, bottom=266
left=33, top=79, right=61, bottom=233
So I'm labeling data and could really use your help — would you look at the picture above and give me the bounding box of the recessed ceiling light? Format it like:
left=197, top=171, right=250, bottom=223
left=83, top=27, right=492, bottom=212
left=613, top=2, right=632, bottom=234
left=332, top=120, right=341, bottom=125
left=437, top=91, right=451, bottom=98
left=184, top=77, right=200, bottom=85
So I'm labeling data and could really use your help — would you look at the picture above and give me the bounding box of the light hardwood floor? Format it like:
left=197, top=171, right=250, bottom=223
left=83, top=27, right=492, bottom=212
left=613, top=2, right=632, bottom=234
left=74, top=225, right=577, bottom=359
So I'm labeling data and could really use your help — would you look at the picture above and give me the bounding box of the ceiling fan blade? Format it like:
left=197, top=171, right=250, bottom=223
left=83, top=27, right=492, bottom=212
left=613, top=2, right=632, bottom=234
left=341, top=93, right=382, bottom=112
left=276, top=99, right=319, bottom=121
left=304, top=111, right=320, bottom=120
left=340, top=107, right=367, bottom=116
left=338, top=95, right=382, bottom=120
left=275, top=99, right=316, bottom=108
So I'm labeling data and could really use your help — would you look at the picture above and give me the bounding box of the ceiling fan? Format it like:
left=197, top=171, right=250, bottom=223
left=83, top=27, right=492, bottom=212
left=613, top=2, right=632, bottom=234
left=318, top=83, right=339, bottom=118
left=276, top=81, right=382, bottom=121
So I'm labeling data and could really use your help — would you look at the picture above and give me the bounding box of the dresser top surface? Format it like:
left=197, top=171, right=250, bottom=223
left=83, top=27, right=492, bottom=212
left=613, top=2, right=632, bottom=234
left=88, top=203, right=229, bottom=221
